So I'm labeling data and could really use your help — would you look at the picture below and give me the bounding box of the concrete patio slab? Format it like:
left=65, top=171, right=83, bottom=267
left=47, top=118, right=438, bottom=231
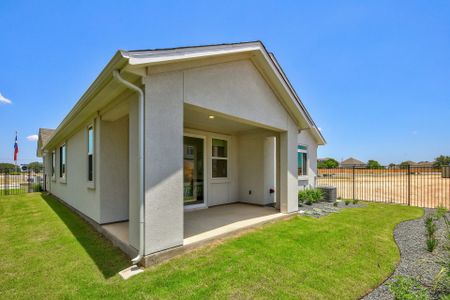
left=184, top=203, right=282, bottom=245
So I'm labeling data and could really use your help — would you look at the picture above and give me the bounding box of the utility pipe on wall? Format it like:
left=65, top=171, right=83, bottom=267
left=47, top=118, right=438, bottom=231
left=112, top=70, right=145, bottom=265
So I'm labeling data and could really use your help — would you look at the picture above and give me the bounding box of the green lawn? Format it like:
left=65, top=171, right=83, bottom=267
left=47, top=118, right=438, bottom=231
left=0, top=193, right=422, bottom=299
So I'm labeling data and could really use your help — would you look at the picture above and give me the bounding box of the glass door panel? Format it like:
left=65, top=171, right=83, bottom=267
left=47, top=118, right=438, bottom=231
left=183, top=136, right=204, bottom=205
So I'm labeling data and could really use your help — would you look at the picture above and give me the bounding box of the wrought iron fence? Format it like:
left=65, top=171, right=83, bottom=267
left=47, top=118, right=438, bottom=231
left=0, top=169, right=45, bottom=196
left=318, top=165, right=450, bottom=209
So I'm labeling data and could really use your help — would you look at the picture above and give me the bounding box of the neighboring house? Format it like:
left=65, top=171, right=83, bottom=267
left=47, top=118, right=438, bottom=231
left=414, top=161, right=434, bottom=167
left=340, top=157, right=366, bottom=168
left=37, top=41, right=325, bottom=265
left=36, top=128, right=55, bottom=157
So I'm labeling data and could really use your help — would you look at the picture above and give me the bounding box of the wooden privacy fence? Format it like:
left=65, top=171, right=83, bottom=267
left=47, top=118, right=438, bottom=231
left=317, top=166, right=450, bottom=209
left=0, top=169, right=44, bottom=196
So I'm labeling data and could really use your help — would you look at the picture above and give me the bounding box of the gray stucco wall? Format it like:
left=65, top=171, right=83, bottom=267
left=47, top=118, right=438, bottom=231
left=237, top=129, right=277, bottom=206
left=99, top=116, right=129, bottom=224
left=184, top=60, right=291, bottom=131
left=47, top=119, right=101, bottom=222
left=128, top=98, right=140, bottom=250
left=143, top=71, right=184, bottom=255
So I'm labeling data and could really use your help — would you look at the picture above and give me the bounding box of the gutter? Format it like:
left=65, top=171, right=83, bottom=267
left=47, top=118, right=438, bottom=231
left=112, top=70, right=145, bottom=265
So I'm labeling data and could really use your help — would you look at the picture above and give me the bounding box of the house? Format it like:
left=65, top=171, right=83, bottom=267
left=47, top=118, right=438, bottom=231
left=414, top=161, right=434, bottom=167
left=340, top=157, right=366, bottom=168
left=37, top=41, right=325, bottom=266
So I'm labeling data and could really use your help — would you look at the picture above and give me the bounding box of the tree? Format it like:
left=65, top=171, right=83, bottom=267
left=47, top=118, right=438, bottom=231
left=0, top=163, right=18, bottom=171
left=388, top=163, right=396, bottom=168
left=367, top=160, right=382, bottom=169
left=27, top=161, right=44, bottom=172
left=318, top=158, right=339, bottom=169
left=433, top=155, right=450, bottom=168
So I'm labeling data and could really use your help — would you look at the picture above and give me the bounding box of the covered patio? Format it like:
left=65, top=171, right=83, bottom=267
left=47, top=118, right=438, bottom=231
left=101, top=203, right=285, bottom=259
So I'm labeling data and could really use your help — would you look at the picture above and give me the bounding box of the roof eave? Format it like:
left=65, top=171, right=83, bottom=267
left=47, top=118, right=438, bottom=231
left=43, top=51, right=129, bottom=151
left=43, top=41, right=326, bottom=148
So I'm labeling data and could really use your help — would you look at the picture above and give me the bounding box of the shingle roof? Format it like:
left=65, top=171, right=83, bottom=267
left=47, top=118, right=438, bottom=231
left=39, top=128, right=55, bottom=146
left=37, top=128, right=55, bottom=157
left=341, top=157, right=366, bottom=165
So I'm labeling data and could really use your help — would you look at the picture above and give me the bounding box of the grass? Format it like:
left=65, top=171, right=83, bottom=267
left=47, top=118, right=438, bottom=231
left=0, top=193, right=423, bottom=299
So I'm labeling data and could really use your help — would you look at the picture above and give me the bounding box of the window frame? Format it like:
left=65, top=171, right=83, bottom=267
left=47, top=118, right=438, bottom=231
left=59, top=143, right=67, bottom=183
left=210, top=136, right=230, bottom=181
left=87, top=122, right=95, bottom=188
left=51, top=150, right=56, bottom=181
left=297, top=144, right=308, bottom=178
left=183, top=132, right=208, bottom=210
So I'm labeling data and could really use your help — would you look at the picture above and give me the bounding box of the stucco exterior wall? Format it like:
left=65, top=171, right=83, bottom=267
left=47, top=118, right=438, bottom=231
left=184, top=60, right=292, bottom=131
left=237, top=129, right=277, bottom=206
left=143, top=72, right=184, bottom=255
left=99, top=116, right=129, bottom=224
left=128, top=98, right=140, bottom=250
left=278, top=118, right=300, bottom=213
left=297, top=129, right=318, bottom=189
left=43, top=153, right=51, bottom=191
left=48, top=119, right=101, bottom=222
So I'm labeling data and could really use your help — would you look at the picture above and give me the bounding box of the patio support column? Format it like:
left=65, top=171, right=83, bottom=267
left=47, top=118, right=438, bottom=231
left=143, top=71, right=184, bottom=255
left=279, top=122, right=299, bottom=213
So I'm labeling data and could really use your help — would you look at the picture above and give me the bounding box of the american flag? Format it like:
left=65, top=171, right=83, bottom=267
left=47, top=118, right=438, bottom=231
left=14, top=132, right=19, bottom=162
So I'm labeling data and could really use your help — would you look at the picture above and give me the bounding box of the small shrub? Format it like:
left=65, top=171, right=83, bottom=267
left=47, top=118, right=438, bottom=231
left=425, top=221, right=437, bottom=238
left=424, top=216, right=437, bottom=237
left=426, top=237, right=438, bottom=252
left=432, top=266, right=450, bottom=297
left=436, top=205, right=448, bottom=220
left=344, top=200, right=351, bottom=206
left=298, top=188, right=324, bottom=205
left=333, top=202, right=338, bottom=207
left=425, top=216, right=434, bottom=226
left=388, top=276, right=429, bottom=300
left=352, top=199, right=359, bottom=205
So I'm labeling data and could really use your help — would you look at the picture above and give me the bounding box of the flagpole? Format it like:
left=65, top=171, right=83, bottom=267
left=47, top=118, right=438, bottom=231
left=15, top=131, right=18, bottom=172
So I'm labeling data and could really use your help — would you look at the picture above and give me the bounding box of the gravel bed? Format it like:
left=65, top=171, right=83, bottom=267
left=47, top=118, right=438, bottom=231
left=298, top=200, right=366, bottom=218
left=363, top=209, right=449, bottom=300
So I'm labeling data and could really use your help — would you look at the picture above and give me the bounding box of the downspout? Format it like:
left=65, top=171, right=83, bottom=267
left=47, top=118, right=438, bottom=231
left=112, top=70, right=145, bottom=265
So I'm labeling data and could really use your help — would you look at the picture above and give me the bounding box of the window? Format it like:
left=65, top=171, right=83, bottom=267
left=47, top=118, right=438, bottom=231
left=212, top=138, right=228, bottom=178
left=298, top=145, right=308, bottom=176
left=59, top=144, right=66, bottom=178
left=51, top=151, right=55, bottom=178
left=87, top=125, right=94, bottom=182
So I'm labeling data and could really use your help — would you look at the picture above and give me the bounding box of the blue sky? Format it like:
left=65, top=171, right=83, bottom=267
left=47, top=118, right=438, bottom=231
left=0, top=1, right=449, bottom=165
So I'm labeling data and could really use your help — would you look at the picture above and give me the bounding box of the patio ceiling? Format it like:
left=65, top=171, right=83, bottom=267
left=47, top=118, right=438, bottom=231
left=184, top=104, right=279, bottom=135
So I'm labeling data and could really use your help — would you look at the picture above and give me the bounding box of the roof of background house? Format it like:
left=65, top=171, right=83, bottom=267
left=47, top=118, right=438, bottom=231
left=341, top=157, right=366, bottom=165
left=36, top=128, right=55, bottom=157
left=413, top=161, right=433, bottom=167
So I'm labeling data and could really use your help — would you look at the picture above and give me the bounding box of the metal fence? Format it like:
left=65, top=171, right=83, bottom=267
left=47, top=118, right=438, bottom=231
left=318, top=166, right=450, bottom=209
left=0, top=169, right=45, bottom=196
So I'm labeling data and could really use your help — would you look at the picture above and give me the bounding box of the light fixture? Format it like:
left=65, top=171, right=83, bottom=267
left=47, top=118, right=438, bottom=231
left=208, top=115, right=215, bottom=119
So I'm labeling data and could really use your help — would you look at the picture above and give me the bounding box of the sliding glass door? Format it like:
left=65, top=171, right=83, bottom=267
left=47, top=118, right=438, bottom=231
left=183, top=136, right=204, bottom=206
